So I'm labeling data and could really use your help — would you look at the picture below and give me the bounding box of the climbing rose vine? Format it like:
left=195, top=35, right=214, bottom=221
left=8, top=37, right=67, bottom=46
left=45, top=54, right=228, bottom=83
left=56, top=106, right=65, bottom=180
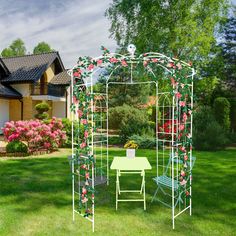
left=72, top=46, right=194, bottom=215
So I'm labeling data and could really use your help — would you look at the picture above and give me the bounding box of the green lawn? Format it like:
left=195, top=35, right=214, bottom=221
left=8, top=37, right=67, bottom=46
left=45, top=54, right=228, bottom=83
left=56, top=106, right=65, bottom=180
left=0, top=148, right=236, bottom=236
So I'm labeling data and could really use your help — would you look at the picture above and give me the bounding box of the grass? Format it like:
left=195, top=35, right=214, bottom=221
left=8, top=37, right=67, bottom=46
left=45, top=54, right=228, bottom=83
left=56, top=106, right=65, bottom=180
left=0, top=148, right=236, bottom=236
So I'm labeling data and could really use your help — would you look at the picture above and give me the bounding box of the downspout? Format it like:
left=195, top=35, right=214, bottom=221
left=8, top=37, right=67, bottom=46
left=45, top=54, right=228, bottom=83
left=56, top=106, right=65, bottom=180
left=19, top=98, right=23, bottom=120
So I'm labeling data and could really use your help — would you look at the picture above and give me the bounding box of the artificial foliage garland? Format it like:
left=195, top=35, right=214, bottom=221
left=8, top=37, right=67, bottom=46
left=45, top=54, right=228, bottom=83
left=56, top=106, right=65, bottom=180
left=72, top=46, right=194, bottom=214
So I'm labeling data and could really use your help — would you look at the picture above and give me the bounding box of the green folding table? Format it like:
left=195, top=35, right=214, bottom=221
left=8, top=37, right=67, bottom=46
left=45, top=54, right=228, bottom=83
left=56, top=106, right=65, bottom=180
left=110, top=157, right=152, bottom=210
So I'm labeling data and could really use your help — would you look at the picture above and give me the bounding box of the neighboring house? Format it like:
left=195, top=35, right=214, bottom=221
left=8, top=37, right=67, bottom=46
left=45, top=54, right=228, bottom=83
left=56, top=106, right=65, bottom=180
left=0, top=52, right=71, bottom=131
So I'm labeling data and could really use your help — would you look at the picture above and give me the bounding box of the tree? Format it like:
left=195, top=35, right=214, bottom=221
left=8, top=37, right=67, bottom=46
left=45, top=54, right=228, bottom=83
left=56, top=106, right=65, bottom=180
left=105, top=0, right=229, bottom=63
left=201, top=7, right=236, bottom=100
left=1, top=48, right=14, bottom=57
left=94, top=66, right=151, bottom=107
left=33, top=42, right=54, bottom=54
left=219, top=11, right=236, bottom=89
left=1, top=38, right=26, bottom=57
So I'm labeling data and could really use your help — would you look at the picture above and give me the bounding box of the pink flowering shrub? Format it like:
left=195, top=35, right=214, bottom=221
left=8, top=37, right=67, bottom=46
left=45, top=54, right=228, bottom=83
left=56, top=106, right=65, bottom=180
left=2, top=117, right=66, bottom=152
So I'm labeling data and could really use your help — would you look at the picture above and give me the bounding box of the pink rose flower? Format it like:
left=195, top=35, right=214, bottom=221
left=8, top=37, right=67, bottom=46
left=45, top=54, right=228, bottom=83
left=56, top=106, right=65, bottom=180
left=176, top=62, right=182, bottom=70
left=152, top=58, right=158, bottom=63
left=143, top=60, right=148, bottom=67
left=184, top=155, right=188, bottom=161
left=97, top=59, right=103, bottom=65
left=182, top=112, right=188, bottom=122
left=171, top=77, right=176, bottom=86
left=110, top=57, right=118, bottom=63
left=179, top=124, right=185, bottom=131
left=73, top=96, right=78, bottom=104
left=167, top=62, right=175, bottom=68
left=80, top=142, right=86, bottom=149
left=81, top=119, right=87, bottom=125
left=121, top=60, right=128, bottom=67
left=82, top=197, right=88, bottom=203
left=181, top=170, right=186, bottom=177
left=87, top=64, right=94, bottom=71
left=82, top=187, right=87, bottom=194
left=180, top=179, right=187, bottom=186
left=85, top=172, right=89, bottom=179
left=81, top=164, right=86, bottom=169
left=84, top=130, right=89, bottom=138
left=176, top=92, right=182, bottom=99
left=78, top=110, right=83, bottom=118
left=73, top=72, right=80, bottom=77
left=179, top=101, right=186, bottom=107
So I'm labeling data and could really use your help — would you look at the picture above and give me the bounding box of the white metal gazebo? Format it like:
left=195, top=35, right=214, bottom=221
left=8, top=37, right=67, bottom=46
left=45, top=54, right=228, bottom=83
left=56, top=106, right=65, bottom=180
left=69, top=45, right=195, bottom=232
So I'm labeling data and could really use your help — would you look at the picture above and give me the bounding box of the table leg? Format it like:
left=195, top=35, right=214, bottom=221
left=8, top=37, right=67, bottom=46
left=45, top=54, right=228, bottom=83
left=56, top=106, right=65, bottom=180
left=140, top=170, right=144, bottom=194
left=118, top=170, right=121, bottom=195
left=143, top=171, right=146, bottom=210
left=116, top=170, right=119, bottom=210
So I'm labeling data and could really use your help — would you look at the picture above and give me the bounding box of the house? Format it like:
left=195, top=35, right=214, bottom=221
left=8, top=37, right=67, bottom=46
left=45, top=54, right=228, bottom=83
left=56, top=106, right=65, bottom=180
left=0, top=52, right=71, bottom=131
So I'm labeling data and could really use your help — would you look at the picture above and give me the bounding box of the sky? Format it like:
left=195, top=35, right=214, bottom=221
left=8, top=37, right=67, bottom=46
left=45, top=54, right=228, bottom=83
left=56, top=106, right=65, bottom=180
left=0, top=0, right=235, bottom=69
left=0, top=0, right=117, bottom=68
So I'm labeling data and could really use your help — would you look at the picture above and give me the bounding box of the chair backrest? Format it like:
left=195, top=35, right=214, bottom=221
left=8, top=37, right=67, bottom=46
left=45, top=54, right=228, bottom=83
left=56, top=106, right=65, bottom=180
left=163, top=154, right=196, bottom=176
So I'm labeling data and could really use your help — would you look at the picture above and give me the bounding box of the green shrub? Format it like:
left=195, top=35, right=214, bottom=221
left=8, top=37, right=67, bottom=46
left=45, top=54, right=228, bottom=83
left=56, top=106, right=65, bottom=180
left=109, top=104, right=149, bottom=142
left=148, top=121, right=156, bottom=134
left=193, top=106, right=229, bottom=151
left=108, top=136, right=123, bottom=145
left=129, top=134, right=156, bottom=149
left=35, top=112, right=49, bottom=120
left=213, top=97, right=231, bottom=130
left=61, top=118, right=80, bottom=147
left=35, top=102, right=50, bottom=120
left=35, top=102, right=50, bottom=113
left=229, top=98, right=236, bottom=132
left=6, top=141, right=28, bottom=153
left=228, top=131, right=236, bottom=143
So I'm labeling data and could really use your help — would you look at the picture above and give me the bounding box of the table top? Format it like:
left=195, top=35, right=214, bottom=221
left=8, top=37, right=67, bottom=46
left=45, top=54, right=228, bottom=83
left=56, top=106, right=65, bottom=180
left=110, top=157, right=152, bottom=171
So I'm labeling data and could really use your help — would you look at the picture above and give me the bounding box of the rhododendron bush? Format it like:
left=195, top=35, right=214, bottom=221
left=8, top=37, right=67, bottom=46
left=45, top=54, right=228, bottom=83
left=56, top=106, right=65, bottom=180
left=2, top=117, right=66, bottom=152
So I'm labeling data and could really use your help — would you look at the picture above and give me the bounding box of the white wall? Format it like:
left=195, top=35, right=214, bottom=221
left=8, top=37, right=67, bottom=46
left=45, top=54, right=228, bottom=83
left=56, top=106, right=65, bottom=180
left=52, top=101, right=66, bottom=118
left=11, top=84, right=30, bottom=96
left=0, top=99, right=9, bottom=133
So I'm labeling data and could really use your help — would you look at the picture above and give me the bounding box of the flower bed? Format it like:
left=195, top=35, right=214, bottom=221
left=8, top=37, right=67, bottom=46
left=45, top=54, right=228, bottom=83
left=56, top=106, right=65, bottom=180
left=2, top=117, right=66, bottom=155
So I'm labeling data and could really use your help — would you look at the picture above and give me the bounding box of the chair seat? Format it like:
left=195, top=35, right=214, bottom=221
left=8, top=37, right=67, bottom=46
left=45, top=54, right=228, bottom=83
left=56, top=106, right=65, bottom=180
left=153, top=175, right=179, bottom=190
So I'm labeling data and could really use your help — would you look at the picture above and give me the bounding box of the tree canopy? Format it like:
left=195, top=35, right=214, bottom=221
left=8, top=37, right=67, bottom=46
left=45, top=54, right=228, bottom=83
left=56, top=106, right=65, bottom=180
left=1, top=39, right=54, bottom=58
left=33, top=42, right=54, bottom=54
left=1, top=38, right=26, bottom=57
left=218, top=12, right=236, bottom=88
left=106, top=0, right=229, bottom=63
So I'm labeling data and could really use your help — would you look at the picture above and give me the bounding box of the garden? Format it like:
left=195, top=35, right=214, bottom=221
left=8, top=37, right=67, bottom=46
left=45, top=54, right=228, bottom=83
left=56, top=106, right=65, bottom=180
left=0, top=0, right=236, bottom=235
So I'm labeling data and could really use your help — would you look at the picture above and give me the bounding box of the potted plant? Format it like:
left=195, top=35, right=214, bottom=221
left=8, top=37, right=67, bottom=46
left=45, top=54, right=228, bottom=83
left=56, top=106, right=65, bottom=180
left=124, top=140, right=138, bottom=158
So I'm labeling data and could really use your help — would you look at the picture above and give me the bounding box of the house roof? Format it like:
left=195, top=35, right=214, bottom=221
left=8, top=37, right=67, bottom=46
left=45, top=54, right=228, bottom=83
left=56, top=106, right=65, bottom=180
left=0, top=52, right=64, bottom=84
left=0, top=58, right=10, bottom=75
left=49, top=70, right=70, bottom=85
left=0, top=84, right=22, bottom=98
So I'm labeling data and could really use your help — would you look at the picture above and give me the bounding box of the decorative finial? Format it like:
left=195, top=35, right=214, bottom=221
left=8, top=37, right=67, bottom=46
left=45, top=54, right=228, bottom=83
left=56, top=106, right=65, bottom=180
left=127, top=44, right=136, bottom=57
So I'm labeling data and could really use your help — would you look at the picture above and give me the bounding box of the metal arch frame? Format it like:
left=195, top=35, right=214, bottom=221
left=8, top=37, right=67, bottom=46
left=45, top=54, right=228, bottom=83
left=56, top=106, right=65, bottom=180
left=69, top=47, right=195, bottom=232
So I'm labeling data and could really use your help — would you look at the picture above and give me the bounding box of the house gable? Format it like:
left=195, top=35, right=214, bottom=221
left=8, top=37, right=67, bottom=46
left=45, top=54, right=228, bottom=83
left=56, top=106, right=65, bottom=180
left=0, top=58, right=10, bottom=80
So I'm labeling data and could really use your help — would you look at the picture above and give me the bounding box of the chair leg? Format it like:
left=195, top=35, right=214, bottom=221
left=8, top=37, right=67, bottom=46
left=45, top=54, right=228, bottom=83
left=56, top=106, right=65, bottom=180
left=174, top=190, right=184, bottom=208
left=151, top=185, right=160, bottom=203
left=160, top=185, right=167, bottom=195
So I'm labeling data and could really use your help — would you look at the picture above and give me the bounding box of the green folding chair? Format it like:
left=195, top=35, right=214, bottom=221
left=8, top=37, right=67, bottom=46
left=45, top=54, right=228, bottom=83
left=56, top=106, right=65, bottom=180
left=151, top=155, right=196, bottom=208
